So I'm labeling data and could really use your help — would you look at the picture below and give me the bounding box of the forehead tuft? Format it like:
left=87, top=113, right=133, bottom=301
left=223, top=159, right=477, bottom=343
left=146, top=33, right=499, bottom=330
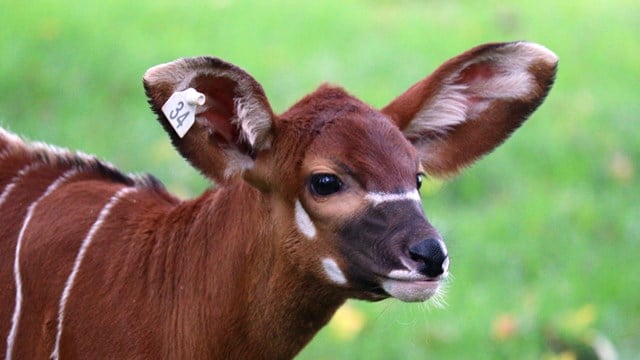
left=289, top=86, right=418, bottom=192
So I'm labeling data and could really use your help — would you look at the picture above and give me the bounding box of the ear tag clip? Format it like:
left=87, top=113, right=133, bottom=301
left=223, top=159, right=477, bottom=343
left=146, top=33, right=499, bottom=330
left=161, top=88, right=206, bottom=138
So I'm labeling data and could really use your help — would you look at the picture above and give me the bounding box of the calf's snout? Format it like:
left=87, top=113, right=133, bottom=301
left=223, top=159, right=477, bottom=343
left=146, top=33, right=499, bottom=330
left=408, top=238, right=449, bottom=278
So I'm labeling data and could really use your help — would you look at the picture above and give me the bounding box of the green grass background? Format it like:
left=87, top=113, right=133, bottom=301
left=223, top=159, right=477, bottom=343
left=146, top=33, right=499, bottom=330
left=1, top=0, right=638, bottom=358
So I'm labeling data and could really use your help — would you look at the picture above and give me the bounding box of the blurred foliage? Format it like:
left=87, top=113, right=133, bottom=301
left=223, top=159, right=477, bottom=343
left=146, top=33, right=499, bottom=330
left=1, top=0, right=638, bottom=358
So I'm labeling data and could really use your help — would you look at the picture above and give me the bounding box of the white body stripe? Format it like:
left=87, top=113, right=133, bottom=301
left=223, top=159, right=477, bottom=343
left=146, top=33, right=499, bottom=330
left=294, top=199, right=316, bottom=239
left=0, top=183, right=18, bottom=208
left=51, top=186, right=135, bottom=360
left=365, top=190, right=421, bottom=206
left=0, top=164, right=39, bottom=208
left=5, top=168, right=80, bottom=360
left=321, top=258, right=347, bottom=285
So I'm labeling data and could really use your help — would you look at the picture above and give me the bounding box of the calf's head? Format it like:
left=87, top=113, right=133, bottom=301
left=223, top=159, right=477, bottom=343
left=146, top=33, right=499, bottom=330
left=144, top=42, right=557, bottom=303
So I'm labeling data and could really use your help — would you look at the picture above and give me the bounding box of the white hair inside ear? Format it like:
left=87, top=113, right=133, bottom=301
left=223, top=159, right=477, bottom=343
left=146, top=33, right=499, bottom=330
left=403, top=42, right=558, bottom=139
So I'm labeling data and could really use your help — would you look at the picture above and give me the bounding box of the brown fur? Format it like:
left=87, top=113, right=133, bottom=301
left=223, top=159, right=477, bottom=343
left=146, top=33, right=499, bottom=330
left=0, top=41, right=557, bottom=359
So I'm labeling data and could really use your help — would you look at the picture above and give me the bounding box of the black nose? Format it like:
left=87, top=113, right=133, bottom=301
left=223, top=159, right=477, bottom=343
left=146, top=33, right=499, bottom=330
left=408, top=238, right=448, bottom=278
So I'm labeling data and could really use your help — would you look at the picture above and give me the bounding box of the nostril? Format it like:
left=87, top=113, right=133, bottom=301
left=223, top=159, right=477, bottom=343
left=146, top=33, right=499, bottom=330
left=408, top=247, right=424, bottom=262
left=408, top=238, right=445, bottom=261
left=408, top=238, right=448, bottom=278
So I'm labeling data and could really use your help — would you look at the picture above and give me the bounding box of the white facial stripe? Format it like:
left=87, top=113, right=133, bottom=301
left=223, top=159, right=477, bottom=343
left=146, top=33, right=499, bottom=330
left=51, top=186, right=135, bottom=360
left=6, top=168, right=79, bottom=360
left=322, top=258, right=347, bottom=285
left=294, top=199, right=316, bottom=239
left=365, top=190, right=421, bottom=206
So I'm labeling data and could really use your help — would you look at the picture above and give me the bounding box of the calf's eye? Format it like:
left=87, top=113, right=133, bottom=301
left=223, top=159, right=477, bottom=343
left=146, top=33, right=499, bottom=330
left=310, top=174, right=342, bottom=196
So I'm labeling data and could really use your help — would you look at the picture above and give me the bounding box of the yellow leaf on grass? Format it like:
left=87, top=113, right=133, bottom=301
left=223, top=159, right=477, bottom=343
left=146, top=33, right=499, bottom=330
left=542, top=351, right=577, bottom=360
left=563, top=304, right=597, bottom=334
left=329, top=303, right=366, bottom=342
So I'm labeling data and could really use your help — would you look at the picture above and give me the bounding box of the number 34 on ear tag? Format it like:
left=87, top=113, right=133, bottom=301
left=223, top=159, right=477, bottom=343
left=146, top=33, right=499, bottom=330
left=161, top=88, right=206, bottom=138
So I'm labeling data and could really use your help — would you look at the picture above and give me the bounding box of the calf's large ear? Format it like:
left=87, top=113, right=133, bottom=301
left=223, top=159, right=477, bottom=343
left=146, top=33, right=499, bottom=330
left=143, top=57, right=274, bottom=183
left=383, top=41, right=558, bottom=177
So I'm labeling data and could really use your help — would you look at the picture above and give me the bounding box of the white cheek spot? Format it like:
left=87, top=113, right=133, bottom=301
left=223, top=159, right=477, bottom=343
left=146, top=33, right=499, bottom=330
left=365, top=189, right=421, bottom=206
left=294, top=199, right=316, bottom=239
left=322, top=258, right=347, bottom=285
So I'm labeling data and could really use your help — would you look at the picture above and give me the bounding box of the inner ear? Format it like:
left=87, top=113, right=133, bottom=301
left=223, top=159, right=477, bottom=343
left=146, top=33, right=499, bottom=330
left=194, top=76, right=242, bottom=148
left=144, top=56, right=275, bottom=183
left=458, top=61, right=499, bottom=84
left=383, top=41, right=558, bottom=177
